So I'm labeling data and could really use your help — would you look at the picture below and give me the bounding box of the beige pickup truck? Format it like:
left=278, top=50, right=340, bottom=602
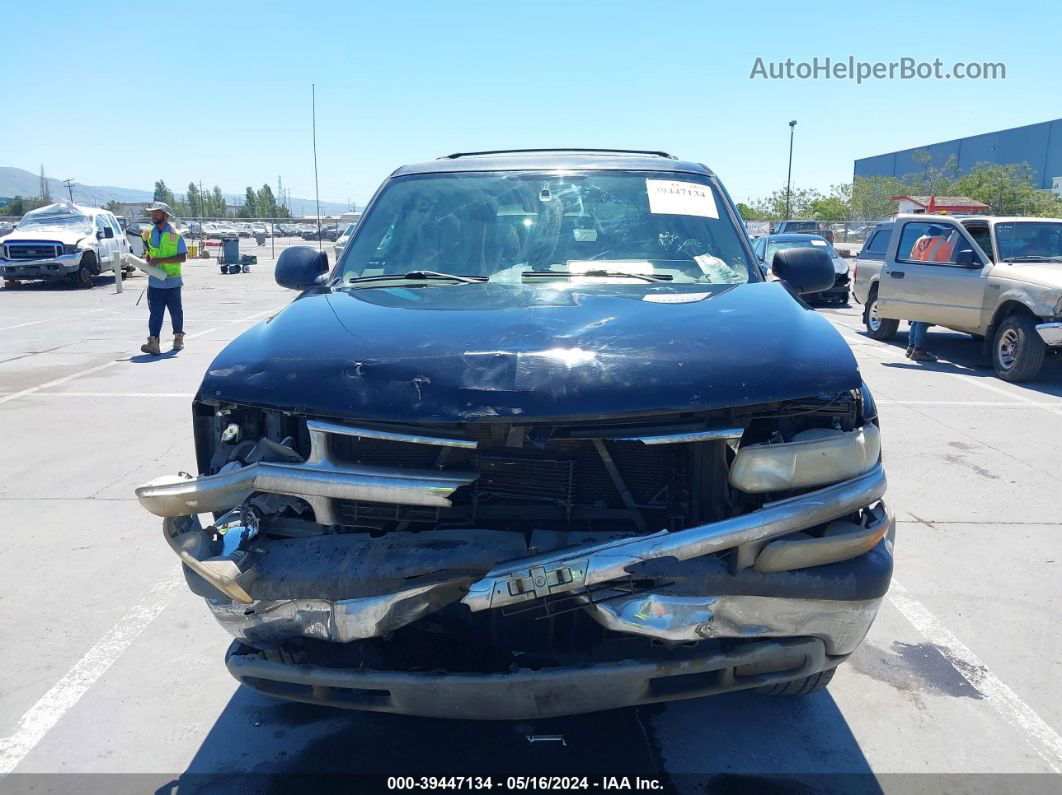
left=852, top=214, right=1062, bottom=382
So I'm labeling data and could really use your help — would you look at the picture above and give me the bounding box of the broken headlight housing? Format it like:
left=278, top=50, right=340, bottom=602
left=728, top=424, right=880, bottom=493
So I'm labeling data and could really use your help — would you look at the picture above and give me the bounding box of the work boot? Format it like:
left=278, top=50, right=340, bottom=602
left=140, top=336, right=161, bottom=355
left=172, top=332, right=185, bottom=351
left=909, top=348, right=938, bottom=362
left=905, top=345, right=914, bottom=358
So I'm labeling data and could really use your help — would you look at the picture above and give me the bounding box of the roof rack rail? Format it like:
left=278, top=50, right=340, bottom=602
left=440, top=148, right=678, bottom=160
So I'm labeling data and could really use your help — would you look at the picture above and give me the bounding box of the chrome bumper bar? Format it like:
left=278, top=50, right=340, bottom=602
left=460, top=463, right=887, bottom=612
left=135, top=417, right=479, bottom=524
left=137, top=461, right=475, bottom=523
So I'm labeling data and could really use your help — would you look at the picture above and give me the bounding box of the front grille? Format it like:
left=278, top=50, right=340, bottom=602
left=327, top=425, right=697, bottom=532
left=3, top=241, right=63, bottom=261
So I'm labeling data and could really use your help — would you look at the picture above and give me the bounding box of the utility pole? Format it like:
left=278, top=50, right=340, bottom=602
left=784, top=120, right=797, bottom=221
left=63, top=178, right=75, bottom=203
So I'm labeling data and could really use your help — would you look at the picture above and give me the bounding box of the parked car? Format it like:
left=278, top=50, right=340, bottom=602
left=751, top=233, right=850, bottom=305
left=772, top=219, right=834, bottom=244
left=1, top=201, right=129, bottom=288
left=136, top=149, right=890, bottom=719
left=333, top=222, right=357, bottom=259
left=855, top=214, right=1062, bottom=381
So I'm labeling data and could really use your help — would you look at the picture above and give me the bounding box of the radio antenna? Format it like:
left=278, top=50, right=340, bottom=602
left=312, top=83, right=322, bottom=251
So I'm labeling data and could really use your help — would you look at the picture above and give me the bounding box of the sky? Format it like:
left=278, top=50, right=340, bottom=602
left=2, top=0, right=1058, bottom=207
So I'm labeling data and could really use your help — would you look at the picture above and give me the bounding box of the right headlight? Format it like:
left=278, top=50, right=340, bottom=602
left=729, top=424, right=881, bottom=493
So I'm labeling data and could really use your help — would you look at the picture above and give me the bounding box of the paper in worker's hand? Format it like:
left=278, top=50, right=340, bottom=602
left=124, top=253, right=167, bottom=280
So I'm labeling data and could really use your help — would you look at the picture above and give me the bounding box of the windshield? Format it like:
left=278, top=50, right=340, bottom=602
left=995, top=222, right=1062, bottom=261
left=17, top=213, right=92, bottom=233
left=339, top=171, right=754, bottom=285
left=765, top=238, right=836, bottom=261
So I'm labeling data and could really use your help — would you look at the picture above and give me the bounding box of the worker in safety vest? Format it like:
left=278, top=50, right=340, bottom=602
left=140, top=202, right=188, bottom=355
left=904, top=225, right=955, bottom=362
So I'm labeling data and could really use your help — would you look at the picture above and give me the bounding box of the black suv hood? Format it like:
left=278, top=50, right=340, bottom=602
left=198, top=282, right=860, bottom=423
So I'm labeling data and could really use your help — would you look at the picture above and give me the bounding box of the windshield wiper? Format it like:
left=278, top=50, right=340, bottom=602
left=522, top=269, right=673, bottom=282
left=1002, top=255, right=1062, bottom=263
left=345, top=270, right=488, bottom=285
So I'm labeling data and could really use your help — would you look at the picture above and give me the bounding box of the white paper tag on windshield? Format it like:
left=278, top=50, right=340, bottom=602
left=574, top=228, right=598, bottom=242
left=810, top=239, right=828, bottom=246
left=646, top=179, right=718, bottom=219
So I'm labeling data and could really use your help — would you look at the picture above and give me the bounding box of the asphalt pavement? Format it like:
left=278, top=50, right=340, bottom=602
left=0, top=250, right=1059, bottom=794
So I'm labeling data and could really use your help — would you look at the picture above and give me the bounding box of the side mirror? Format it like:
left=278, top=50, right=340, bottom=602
left=955, top=248, right=981, bottom=268
left=96, top=229, right=104, bottom=239
left=276, top=245, right=329, bottom=290
left=771, top=247, right=835, bottom=295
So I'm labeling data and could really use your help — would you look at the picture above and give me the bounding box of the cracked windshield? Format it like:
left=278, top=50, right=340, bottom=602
left=338, top=171, right=754, bottom=285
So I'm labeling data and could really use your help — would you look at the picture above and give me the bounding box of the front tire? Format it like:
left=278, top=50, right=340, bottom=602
left=992, top=314, right=1045, bottom=382
left=74, top=265, right=93, bottom=289
left=864, top=291, right=899, bottom=340
left=754, top=667, right=835, bottom=696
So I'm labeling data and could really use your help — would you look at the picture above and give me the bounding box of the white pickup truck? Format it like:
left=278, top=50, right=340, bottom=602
left=851, top=214, right=1062, bottom=381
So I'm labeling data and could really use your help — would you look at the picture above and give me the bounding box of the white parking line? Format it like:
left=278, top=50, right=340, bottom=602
left=889, top=580, right=1062, bottom=773
left=877, top=400, right=1062, bottom=408
left=184, top=327, right=219, bottom=339
left=0, top=571, right=181, bottom=775
left=0, top=361, right=120, bottom=406
left=26, top=392, right=195, bottom=398
left=0, top=320, right=50, bottom=332
left=227, top=307, right=283, bottom=324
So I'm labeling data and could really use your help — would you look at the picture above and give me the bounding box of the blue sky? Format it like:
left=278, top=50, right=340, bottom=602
left=2, top=0, right=1057, bottom=206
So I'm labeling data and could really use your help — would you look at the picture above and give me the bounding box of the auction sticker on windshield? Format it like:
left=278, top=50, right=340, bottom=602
left=646, top=179, right=718, bottom=218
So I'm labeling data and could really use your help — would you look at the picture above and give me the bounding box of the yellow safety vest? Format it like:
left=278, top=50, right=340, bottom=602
left=142, top=226, right=183, bottom=278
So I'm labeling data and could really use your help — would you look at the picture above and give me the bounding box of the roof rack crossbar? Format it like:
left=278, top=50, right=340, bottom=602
left=440, top=148, right=678, bottom=160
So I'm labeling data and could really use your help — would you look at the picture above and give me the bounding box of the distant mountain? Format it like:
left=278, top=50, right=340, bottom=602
left=0, top=166, right=353, bottom=216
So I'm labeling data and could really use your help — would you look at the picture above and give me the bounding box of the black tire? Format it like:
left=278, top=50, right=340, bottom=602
left=992, top=314, right=1046, bottom=382
left=864, top=291, right=899, bottom=340
left=4, top=279, right=21, bottom=289
left=753, top=667, right=835, bottom=696
left=74, top=265, right=94, bottom=289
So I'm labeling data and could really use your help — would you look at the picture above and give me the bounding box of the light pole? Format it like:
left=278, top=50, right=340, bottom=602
left=785, top=120, right=797, bottom=220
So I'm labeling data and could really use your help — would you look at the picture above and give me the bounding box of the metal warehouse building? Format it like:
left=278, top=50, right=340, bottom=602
left=854, top=118, right=1062, bottom=194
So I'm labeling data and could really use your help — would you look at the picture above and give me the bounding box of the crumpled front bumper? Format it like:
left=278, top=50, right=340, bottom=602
left=1, top=253, right=83, bottom=278
left=226, top=635, right=842, bottom=720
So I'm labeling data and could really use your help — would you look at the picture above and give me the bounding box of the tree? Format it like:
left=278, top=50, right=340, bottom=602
left=952, top=161, right=1062, bottom=216
left=735, top=202, right=765, bottom=221
left=105, top=200, right=124, bottom=214
left=238, top=186, right=258, bottom=218
left=851, top=175, right=904, bottom=226
left=749, top=186, right=823, bottom=222
left=186, top=182, right=202, bottom=217
left=1, top=195, right=49, bottom=215
left=203, top=186, right=224, bottom=218
left=39, top=165, right=50, bottom=201
left=808, top=196, right=848, bottom=223
left=257, top=184, right=277, bottom=218
left=904, top=149, right=958, bottom=196
left=153, top=180, right=176, bottom=206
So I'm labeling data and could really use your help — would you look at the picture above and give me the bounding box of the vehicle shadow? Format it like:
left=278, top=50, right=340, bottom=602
left=159, top=683, right=878, bottom=793
left=869, top=327, right=1062, bottom=398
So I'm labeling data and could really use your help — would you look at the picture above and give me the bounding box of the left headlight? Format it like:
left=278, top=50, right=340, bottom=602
left=729, top=424, right=881, bottom=493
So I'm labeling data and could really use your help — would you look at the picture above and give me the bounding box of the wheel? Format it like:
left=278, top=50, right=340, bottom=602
left=123, top=267, right=136, bottom=278
left=754, top=667, right=835, bottom=696
left=864, top=291, right=899, bottom=340
left=992, top=314, right=1045, bottom=382
left=4, top=279, right=22, bottom=289
left=74, top=265, right=94, bottom=289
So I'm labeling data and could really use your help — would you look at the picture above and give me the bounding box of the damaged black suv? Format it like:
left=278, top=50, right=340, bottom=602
left=137, top=149, right=892, bottom=719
